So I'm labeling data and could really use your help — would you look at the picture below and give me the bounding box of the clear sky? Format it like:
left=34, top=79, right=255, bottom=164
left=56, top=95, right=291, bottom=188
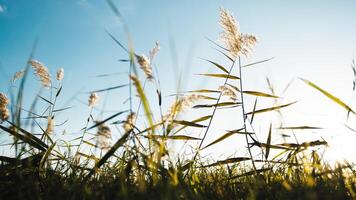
left=1, top=0, right=356, bottom=163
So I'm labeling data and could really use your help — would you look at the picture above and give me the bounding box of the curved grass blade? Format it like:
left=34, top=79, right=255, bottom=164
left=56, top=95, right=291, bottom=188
left=229, top=168, right=272, bottom=180
left=202, top=128, right=252, bottom=150
left=0, top=124, right=47, bottom=151
left=131, top=76, right=155, bottom=132
left=265, top=124, right=272, bottom=160
left=173, top=115, right=212, bottom=134
left=172, top=120, right=207, bottom=128
left=241, top=57, right=274, bottom=68
left=185, top=89, right=220, bottom=93
left=85, top=130, right=131, bottom=180
left=250, top=98, right=258, bottom=124
left=300, top=78, right=355, bottom=115
left=278, top=126, right=322, bottom=130
left=39, top=142, right=56, bottom=176
left=87, top=110, right=128, bottom=130
left=203, top=157, right=251, bottom=168
left=146, top=135, right=201, bottom=141
left=202, top=59, right=229, bottom=73
left=198, top=73, right=239, bottom=80
left=243, top=91, right=279, bottom=98
left=246, top=101, right=297, bottom=115
left=278, top=140, right=327, bottom=148
left=193, top=102, right=241, bottom=109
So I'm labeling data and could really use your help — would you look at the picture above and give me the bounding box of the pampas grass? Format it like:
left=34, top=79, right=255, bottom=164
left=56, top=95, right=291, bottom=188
left=0, top=5, right=355, bottom=200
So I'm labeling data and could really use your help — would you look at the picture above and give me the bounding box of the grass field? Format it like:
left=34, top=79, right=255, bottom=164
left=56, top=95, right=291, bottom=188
left=1, top=2, right=356, bottom=200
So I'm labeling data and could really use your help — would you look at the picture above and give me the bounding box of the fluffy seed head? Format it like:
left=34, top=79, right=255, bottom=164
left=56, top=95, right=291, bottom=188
left=45, top=116, right=54, bottom=135
left=0, top=93, right=9, bottom=107
left=219, top=8, right=257, bottom=58
left=123, top=112, right=136, bottom=133
left=0, top=107, right=9, bottom=122
left=164, top=94, right=203, bottom=121
left=12, top=70, right=25, bottom=83
left=136, top=54, right=153, bottom=80
left=0, top=93, right=9, bottom=122
left=88, top=93, right=99, bottom=107
left=149, top=41, right=160, bottom=61
left=28, top=60, right=51, bottom=87
left=96, top=124, right=112, bottom=150
left=56, top=68, right=64, bottom=81
left=219, top=85, right=238, bottom=101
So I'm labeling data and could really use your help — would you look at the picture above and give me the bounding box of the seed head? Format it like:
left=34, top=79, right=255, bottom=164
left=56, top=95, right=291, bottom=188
left=123, top=112, right=136, bottom=133
left=88, top=92, right=99, bottom=107
left=97, top=124, right=112, bottom=150
left=29, top=60, right=52, bottom=87
left=136, top=54, right=153, bottom=80
left=56, top=68, right=64, bottom=81
left=45, top=116, right=54, bottom=135
left=164, top=94, right=203, bottom=121
left=219, top=85, right=238, bottom=101
left=0, top=93, right=9, bottom=122
left=12, top=70, right=25, bottom=83
left=219, top=8, right=257, bottom=58
left=149, top=41, right=160, bottom=61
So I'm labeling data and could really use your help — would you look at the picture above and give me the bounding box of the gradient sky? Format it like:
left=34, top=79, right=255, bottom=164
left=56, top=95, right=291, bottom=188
left=1, top=0, right=356, bottom=163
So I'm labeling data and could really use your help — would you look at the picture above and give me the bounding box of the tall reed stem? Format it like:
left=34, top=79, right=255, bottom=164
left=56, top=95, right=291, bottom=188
left=238, top=56, right=257, bottom=171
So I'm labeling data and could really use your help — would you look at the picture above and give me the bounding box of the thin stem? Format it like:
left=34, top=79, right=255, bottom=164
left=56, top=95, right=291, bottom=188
left=238, top=56, right=257, bottom=171
left=184, top=58, right=236, bottom=178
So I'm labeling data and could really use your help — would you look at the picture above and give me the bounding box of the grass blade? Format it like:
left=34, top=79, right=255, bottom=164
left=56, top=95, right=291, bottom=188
left=300, top=78, right=355, bottom=115
left=203, top=157, right=251, bottom=167
left=246, top=101, right=297, bottom=115
left=202, top=128, right=252, bottom=150
left=198, top=73, right=239, bottom=80
left=85, top=131, right=131, bottom=180
left=278, top=126, right=322, bottom=130
left=193, top=102, right=241, bottom=108
left=172, top=120, right=207, bottom=128
left=87, top=110, right=128, bottom=130
left=202, top=59, right=229, bottom=74
left=146, top=135, right=201, bottom=140
left=243, top=91, right=279, bottom=98
left=265, top=124, right=272, bottom=160
left=241, top=57, right=274, bottom=68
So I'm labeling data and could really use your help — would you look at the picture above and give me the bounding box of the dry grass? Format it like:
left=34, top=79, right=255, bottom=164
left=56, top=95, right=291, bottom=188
left=0, top=3, right=355, bottom=200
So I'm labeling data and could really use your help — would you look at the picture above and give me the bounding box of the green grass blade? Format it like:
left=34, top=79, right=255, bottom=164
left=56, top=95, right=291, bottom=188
left=242, top=90, right=279, bottom=98
left=202, top=128, right=247, bottom=150
left=203, top=59, right=229, bottom=73
left=246, top=101, right=297, bottom=115
left=265, top=124, right=272, bottom=160
left=85, top=131, right=131, bottom=180
left=203, top=157, right=251, bottom=167
left=198, top=73, right=240, bottom=80
left=300, top=78, right=355, bottom=114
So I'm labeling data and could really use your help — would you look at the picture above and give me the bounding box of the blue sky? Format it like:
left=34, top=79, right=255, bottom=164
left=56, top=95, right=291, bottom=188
left=1, top=0, right=356, bottom=162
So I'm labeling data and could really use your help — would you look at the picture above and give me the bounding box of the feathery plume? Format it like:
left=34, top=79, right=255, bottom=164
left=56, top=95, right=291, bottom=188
left=28, top=60, right=51, bottom=87
left=136, top=54, right=153, bottom=80
left=219, top=8, right=257, bottom=58
left=11, top=70, right=25, bottom=83
left=123, top=112, right=136, bottom=133
left=56, top=68, right=64, bottom=81
left=45, top=116, right=54, bottom=135
left=149, top=41, right=160, bottom=61
left=219, top=85, right=238, bottom=101
left=96, top=124, right=112, bottom=150
left=88, top=92, right=99, bottom=107
left=164, top=94, right=203, bottom=121
left=0, top=93, right=9, bottom=122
